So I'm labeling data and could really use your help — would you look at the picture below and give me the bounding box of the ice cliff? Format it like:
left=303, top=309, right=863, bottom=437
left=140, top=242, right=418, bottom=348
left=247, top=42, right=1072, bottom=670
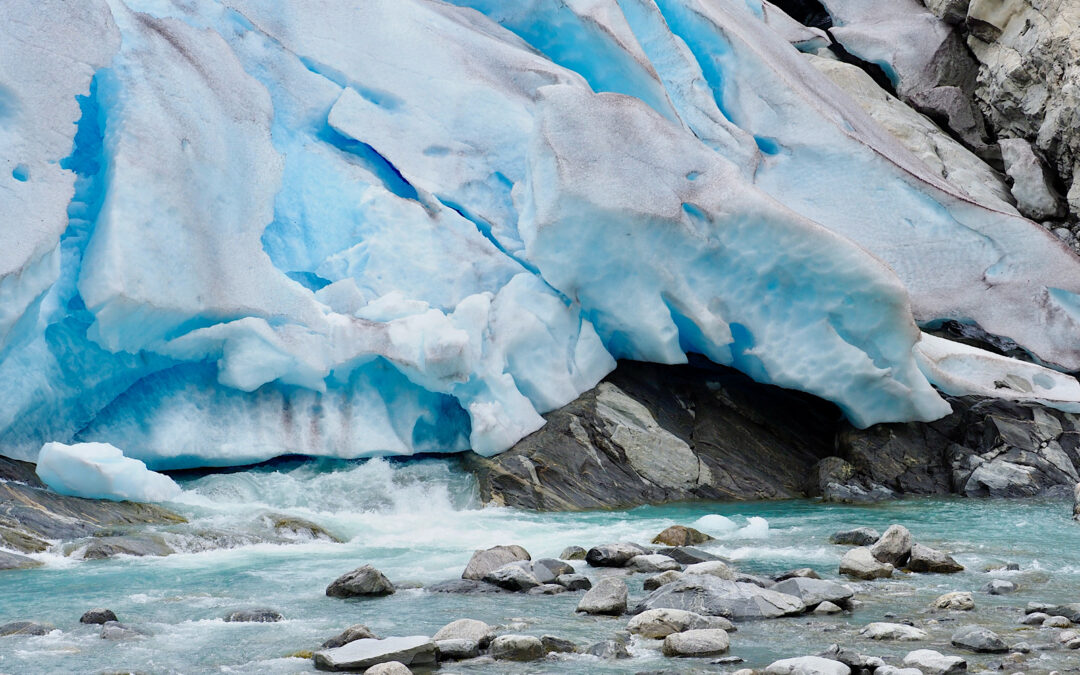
left=2, top=0, right=1079, bottom=469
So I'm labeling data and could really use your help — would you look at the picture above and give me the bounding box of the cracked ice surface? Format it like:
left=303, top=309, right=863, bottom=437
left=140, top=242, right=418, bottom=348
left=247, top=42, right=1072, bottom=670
left=0, top=0, right=1078, bottom=469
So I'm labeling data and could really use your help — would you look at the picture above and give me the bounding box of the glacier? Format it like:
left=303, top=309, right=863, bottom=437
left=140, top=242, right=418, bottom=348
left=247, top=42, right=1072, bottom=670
left=35, top=441, right=182, bottom=502
left=1, top=0, right=1079, bottom=470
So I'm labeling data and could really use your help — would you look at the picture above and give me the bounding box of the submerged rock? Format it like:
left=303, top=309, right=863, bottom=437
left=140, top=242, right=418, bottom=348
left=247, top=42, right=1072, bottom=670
left=869, top=525, right=913, bottom=566
left=266, top=514, right=342, bottom=542
left=461, top=545, right=530, bottom=580
left=425, top=579, right=508, bottom=594
left=326, top=565, right=395, bottom=598
left=223, top=609, right=283, bottom=623
left=313, top=637, right=437, bottom=672
left=652, top=525, right=714, bottom=547
left=839, top=547, right=893, bottom=580
left=322, top=625, right=379, bottom=649
left=100, top=621, right=146, bottom=640
left=576, top=577, right=628, bottom=615
left=662, top=628, right=730, bottom=657
left=0, top=621, right=53, bottom=636
left=79, top=534, right=175, bottom=560
left=80, top=608, right=118, bottom=625
left=488, top=634, right=544, bottom=661
left=982, top=579, right=1017, bottom=595
left=586, top=636, right=631, bottom=659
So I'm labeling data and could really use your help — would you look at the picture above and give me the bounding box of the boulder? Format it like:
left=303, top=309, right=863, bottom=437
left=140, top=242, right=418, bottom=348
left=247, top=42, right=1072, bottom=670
left=322, top=625, right=378, bottom=649
left=488, top=634, right=544, bottom=661
left=541, top=635, right=578, bottom=653
left=461, top=545, right=530, bottom=580
left=627, top=608, right=735, bottom=638
left=586, top=636, right=631, bottom=659
left=80, top=608, right=118, bottom=625
left=560, top=545, right=586, bottom=560
left=982, top=579, right=1016, bottom=595
left=0, top=550, right=43, bottom=570
left=652, top=525, right=713, bottom=547
left=644, top=570, right=684, bottom=590
left=1044, top=615, right=1072, bottom=628
left=628, top=554, right=681, bottom=572
left=326, top=565, right=395, bottom=598
left=483, top=562, right=542, bottom=591
left=266, top=514, right=342, bottom=542
left=684, top=560, right=735, bottom=580
left=425, top=579, right=508, bottom=594
left=314, top=637, right=437, bottom=672
left=576, top=577, right=628, bottom=615
left=1020, top=612, right=1048, bottom=625
left=869, top=525, right=913, bottom=566
left=817, top=644, right=878, bottom=671
left=906, top=544, right=963, bottom=573
left=528, top=583, right=566, bottom=595
left=99, top=621, right=145, bottom=640
left=586, top=542, right=649, bottom=567
left=775, top=568, right=821, bottom=581
left=828, top=528, right=880, bottom=546
left=657, top=547, right=723, bottom=565
left=1027, top=603, right=1080, bottom=622
left=661, top=628, right=730, bottom=657
left=0, top=621, right=52, bottom=636
left=859, top=622, right=928, bottom=641
left=635, top=575, right=805, bottom=619
left=932, top=591, right=974, bottom=611
left=533, top=558, right=574, bottom=579
left=765, top=656, right=851, bottom=675
left=431, top=619, right=494, bottom=647
left=814, top=601, right=843, bottom=614
left=950, top=625, right=1008, bottom=653
left=224, top=609, right=283, bottom=623
left=434, top=638, right=479, bottom=661
left=839, top=547, right=893, bottom=580
left=902, top=649, right=966, bottom=675
left=771, top=578, right=853, bottom=608
left=875, top=668, right=923, bottom=675
left=555, top=574, right=591, bottom=591
left=362, top=663, right=411, bottom=675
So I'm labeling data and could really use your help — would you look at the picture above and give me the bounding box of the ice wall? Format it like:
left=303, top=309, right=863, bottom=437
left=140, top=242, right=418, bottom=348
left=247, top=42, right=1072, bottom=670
left=1, top=0, right=1078, bottom=469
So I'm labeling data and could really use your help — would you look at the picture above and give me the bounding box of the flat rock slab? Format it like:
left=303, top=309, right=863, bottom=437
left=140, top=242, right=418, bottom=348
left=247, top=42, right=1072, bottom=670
left=771, top=578, right=853, bottom=607
left=314, top=636, right=436, bottom=672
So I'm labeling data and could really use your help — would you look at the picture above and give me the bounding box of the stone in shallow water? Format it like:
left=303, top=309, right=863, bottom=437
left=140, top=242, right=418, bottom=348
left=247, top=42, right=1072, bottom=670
left=644, top=570, right=684, bottom=590
left=628, top=554, right=681, bottom=572
left=814, top=601, right=844, bottom=614
left=488, top=634, right=544, bottom=661
left=684, top=561, right=735, bottom=580
left=586, top=542, right=649, bottom=567
left=627, top=608, right=734, bottom=638
left=765, top=655, right=850, bottom=675
left=869, top=525, right=913, bottom=566
left=829, top=528, right=881, bottom=546
left=461, top=545, right=530, bottom=580
left=662, top=628, right=730, bottom=657
left=576, top=577, right=628, bottom=615
left=775, top=568, right=821, bottom=581
left=559, top=546, right=586, bottom=560
left=483, top=561, right=542, bottom=591
left=223, top=609, right=283, bottom=623
left=431, top=619, right=494, bottom=647
left=0, top=621, right=52, bottom=636
left=859, top=622, right=928, bottom=641
left=635, top=575, right=804, bottom=619
left=839, top=547, right=893, bottom=580
left=1044, top=615, right=1073, bottom=628
left=903, top=649, right=966, bottom=675
left=362, top=662, right=411, bottom=675
left=586, top=637, right=631, bottom=659
left=933, top=592, right=974, bottom=611
left=652, top=525, right=713, bottom=547
left=1020, top=612, right=1048, bottom=625
left=435, top=638, right=479, bottom=661
left=0, top=550, right=43, bottom=570
left=527, top=583, right=566, bottom=595
left=425, top=579, right=507, bottom=594
left=80, top=608, right=118, bottom=625
left=982, top=579, right=1017, bottom=595
left=100, top=621, right=146, bottom=640
left=326, top=565, right=395, bottom=598
left=771, top=578, right=853, bottom=608
left=540, top=635, right=577, bottom=654
left=322, top=625, right=378, bottom=649
left=950, top=625, right=1008, bottom=653
left=314, top=636, right=436, bottom=672
left=555, top=573, right=591, bottom=591
left=906, top=543, right=963, bottom=573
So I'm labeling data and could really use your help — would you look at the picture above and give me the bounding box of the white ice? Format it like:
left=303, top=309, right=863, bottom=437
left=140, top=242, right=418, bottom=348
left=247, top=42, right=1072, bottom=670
left=36, top=441, right=182, bottom=503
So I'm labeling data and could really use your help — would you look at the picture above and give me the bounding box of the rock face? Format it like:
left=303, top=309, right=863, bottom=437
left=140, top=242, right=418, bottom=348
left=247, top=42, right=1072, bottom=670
left=839, top=547, right=894, bottom=580
left=463, top=360, right=838, bottom=509
left=1000, top=138, right=1066, bottom=220
left=326, top=566, right=395, bottom=598
left=313, top=637, right=437, bottom=672
left=461, top=545, right=530, bottom=580
left=635, top=575, right=805, bottom=619
left=661, top=628, right=730, bottom=657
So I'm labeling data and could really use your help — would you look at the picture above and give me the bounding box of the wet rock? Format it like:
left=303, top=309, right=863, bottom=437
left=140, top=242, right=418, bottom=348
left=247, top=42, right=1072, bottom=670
left=933, top=592, right=975, bottom=611
left=80, top=608, right=118, bottom=625
left=656, top=547, right=723, bottom=565
left=425, top=579, right=508, bottom=594
left=540, top=635, right=578, bottom=654
left=662, top=628, right=730, bottom=657
left=775, top=568, right=821, bottom=581
left=1057, top=629, right=1080, bottom=644
left=1020, top=612, right=1048, bottom=625
left=322, top=625, right=378, bottom=649
left=586, top=542, right=650, bottom=568
left=683, top=560, right=735, bottom=580
left=0, top=621, right=52, bottom=636
left=907, top=544, right=964, bottom=573
left=534, top=558, right=574, bottom=579
left=313, top=636, right=437, bottom=672
left=644, top=570, right=684, bottom=590
left=577, top=577, right=628, bottom=615
left=461, top=545, right=530, bottom=580
left=951, top=625, right=1008, bottom=653
left=488, top=634, right=544, bottom=661
left=435, top=638, right=479, bottom=661
left=484, top=561, right=543, bottom=591
left=100, top=621, right=145, bottom=640
left=839, top=547, right=893, bottom=580
left=983, top=579, right=1017, bottom=595
left=735, top=572, right=774, bottom=588
left=870, top=525, right=913, bottom=566
left=431, top=619, right=495, bottom=647
left=627, top=608, right=734, bottom=638
left=771, top=578, right=853, bottom=608
left=362, top=663, right=411, bottom=675
left=326, top=565, right=395, bottom=598
left=560, top=545, right=586, bottom=560
left=859, top=622, right=928, bottom=641
left=81, top=534, right=175, bottom=560
left=635, top=575, right=805, bottom=619
left=586, top=636, right=631, bottom=659
left=628, top=554, right=681, bottom=573
left=652, top=525, right=713, bottom=547
left=814, top=601, right=843, bottom=614
left=765, top=655, right=851, bottom=675
left=1043, top=615, right=1072, bottom=628
left=555, top=573, right=591, bottom=591
left=223, top=609, right=284, bottom=623
left=817, top=644, right=875, bottom=671
left=1000, top=138, right=1066, bottom=220
left=527, top=583, right=566, bottom=595
left=1028, top=603, right=1080, bottom=622
left=266, top=514, right=342, bottom=542
left=903, top=649, right=966, bottom=675
left=0, top=549, right=43, bottom=570
left=829, top=528, right=880, bottom=546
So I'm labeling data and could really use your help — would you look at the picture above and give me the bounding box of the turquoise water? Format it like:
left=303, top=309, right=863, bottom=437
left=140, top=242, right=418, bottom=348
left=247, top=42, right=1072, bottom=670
left=2, top=458, right=1079, bottom=674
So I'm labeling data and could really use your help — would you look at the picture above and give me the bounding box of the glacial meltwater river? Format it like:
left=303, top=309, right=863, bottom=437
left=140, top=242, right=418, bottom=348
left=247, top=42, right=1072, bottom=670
left=2, top=457, right=1079, bottom=674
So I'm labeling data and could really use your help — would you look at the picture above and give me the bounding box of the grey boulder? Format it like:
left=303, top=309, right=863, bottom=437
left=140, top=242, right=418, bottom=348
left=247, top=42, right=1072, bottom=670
left=326, top=565, right=395, bottom=598
left=435, top=638, right=480, bottom=660
left=488, top=634, right=544, bottom=661
left=431, top=618, right=494, bottom=647
left=223, top=609, right=283, bottom=623
left=586, top=542, right=649, bottom=567
left=661, top=628, right=730, bottom=657
left=322, top=624, right=378, bottom=649
left=461, top=545, right=530, bottom=580
left=635, top=575, right=805, bottom=619
left=906, top=543, right=963, bottom=573
left=0, top=621, right=52, bottom=636
left=314, top=636, right=437, bottom=672
left=770, top=578, right=853, bottom=608
left=555, top=573, right=591, bottom=591
left=80, top=608, right=118, bottom=625
left=628, top=554, right=681, bottom=572
left=903, top=649, right=967, bottom=675
left=950, top=625, right=1008, bottom=653
left=576, top=577, right=628, bottom=615
left=628, top=608, right=734, bottom=638
left=869, top=525, right=912, bottom=566
left=829, top=528, right=880, bottom=546
left=765, top=656, right=851, bottom=675
left=839, top=547, right=893, bottom=580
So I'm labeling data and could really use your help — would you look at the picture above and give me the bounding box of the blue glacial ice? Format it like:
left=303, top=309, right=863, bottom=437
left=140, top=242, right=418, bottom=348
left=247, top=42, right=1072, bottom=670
left=35, top=441, right=182, bottom=502
left=1, top=0, right=1079, bottom=470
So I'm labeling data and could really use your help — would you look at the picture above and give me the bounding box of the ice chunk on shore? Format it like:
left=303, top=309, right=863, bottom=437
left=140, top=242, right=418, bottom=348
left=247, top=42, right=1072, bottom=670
left=36, top=442, right=182, bottom=503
